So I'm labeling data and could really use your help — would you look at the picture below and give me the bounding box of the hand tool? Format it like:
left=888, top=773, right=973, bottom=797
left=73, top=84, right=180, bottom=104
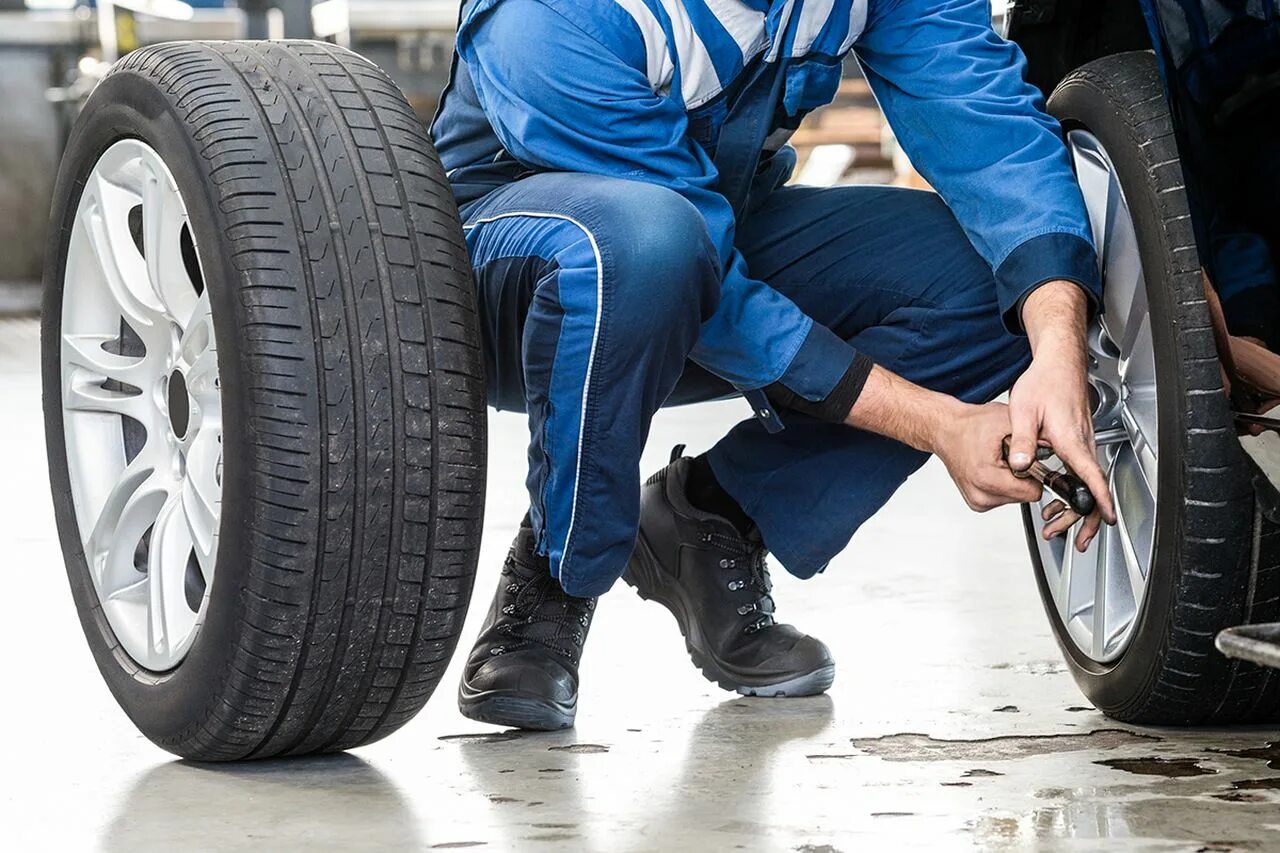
left=1002, top=437, right=1097, bottom=517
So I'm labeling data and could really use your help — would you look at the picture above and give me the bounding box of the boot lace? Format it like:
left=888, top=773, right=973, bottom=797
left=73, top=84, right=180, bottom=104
left=490, top=556, right=596, bottom=665
left=700, top=529, right=776, bottom=635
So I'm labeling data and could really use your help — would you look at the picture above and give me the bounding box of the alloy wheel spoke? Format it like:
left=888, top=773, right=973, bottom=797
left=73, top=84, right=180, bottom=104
left=1070, top=136, right=1114, bottom=263
left=147, top=492, right=199, bottom=658
left=183, top=426, right=221, bottom=575
left=141, top=165, right=199, bottom=326
left=64, top=375, right=149, bottom=421
left=87, top=454, right=170, bottom=596
left=180, top=291, right=218, bottom=400
left=81, top=176, right=164, bottom=337
left=1101, top=199, right=1145, bottom=348
left=1091, top=523, right=1110, bottom=660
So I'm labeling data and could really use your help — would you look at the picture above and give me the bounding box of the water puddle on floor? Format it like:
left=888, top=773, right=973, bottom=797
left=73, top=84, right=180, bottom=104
left=844, top=729, right=1158, bottom=761
left=1093, top=757, right=1217, bottom=778
left=1207, top=741, right=1280, bottom=770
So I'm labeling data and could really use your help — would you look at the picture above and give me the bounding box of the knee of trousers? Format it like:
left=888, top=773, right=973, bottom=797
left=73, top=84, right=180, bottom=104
left=584, top=182, right=720, bottom=343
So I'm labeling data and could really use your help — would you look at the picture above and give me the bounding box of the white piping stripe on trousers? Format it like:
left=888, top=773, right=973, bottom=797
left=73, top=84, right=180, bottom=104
left=462, top=211, right=604, bottom=578
left=614, top=0, right=675, bottom=92
left=702, top=0, right=769, bottom=64
left=657, top=0, right=724, bottom=107
left=792, top=0, right=837, bottom=55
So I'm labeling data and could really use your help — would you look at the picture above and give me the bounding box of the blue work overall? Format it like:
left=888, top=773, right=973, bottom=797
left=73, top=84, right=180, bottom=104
left=432, top=0, right=1100, bottom=597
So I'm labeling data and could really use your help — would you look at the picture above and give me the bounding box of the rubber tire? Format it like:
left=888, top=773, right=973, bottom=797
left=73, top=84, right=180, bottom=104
left=1024, top=51, right=1280, bottom=725
left=42, top=40, right=486, bottom=760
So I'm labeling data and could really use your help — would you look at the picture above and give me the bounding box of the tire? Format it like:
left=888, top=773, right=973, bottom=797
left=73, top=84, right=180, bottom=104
left=41, top=40, right=486, bottom=760
left=1023, top=51, right=1280, bottom=724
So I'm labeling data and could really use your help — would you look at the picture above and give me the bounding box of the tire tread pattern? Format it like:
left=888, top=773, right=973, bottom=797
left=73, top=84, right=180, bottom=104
left=109, top=40, right=484, bottom=759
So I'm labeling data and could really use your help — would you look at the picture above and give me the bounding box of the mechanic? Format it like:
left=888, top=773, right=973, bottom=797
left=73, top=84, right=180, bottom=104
left=432, top=0, right=1119, bottom=731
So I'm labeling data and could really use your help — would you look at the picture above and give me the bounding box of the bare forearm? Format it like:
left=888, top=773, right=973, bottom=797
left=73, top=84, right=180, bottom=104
left=842, top=364, right=964, bottom=453
left=1021, top=280, right=1089, bottom=358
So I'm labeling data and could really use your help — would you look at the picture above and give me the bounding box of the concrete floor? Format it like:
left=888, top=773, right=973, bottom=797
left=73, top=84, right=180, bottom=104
left=4, top=314, right=1280, bottom=851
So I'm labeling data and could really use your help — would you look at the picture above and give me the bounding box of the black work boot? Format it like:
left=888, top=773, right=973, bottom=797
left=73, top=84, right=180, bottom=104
left=623, top=451, right=835, bottom=697
left=458, top=523, right=596, bottom=730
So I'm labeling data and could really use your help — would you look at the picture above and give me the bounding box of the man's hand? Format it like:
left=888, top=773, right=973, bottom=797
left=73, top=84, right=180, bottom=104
left=1011, top=281, right=1117, bottom=552
left=932, top=402, right=1043, bottom=511
left=845, top=367, right=1041, bottom=512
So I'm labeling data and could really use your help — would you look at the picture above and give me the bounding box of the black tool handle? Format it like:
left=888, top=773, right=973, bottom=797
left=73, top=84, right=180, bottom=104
left=1042, top=469, right=1096, bottom=517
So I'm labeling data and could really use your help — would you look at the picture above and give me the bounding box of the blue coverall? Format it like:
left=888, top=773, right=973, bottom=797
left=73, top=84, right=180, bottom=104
left=432, top=0, right=1102, bottom=597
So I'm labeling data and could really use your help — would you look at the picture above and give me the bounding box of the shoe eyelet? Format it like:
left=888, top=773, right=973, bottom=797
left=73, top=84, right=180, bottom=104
left=490, top=646, right=506, bottom=656
left=506, top=583, right=519, bottom=593
left=737, top=603, right=756, bottom=615
left=502, top=604, right=516, bottom=615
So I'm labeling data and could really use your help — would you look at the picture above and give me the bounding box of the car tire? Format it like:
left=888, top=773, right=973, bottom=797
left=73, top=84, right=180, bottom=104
left=42, top=40, right=486, bottom=760
left=1025, top=50, right=1280, bottom=724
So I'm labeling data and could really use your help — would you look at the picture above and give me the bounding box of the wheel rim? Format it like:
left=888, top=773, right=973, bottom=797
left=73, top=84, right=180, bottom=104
left=1030, top=130, right=1159, bottom=664
left=61, top=139, right=221, bottom=671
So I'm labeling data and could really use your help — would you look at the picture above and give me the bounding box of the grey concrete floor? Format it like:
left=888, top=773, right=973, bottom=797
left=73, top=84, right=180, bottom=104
left=3, top=314, right=1280, bottom=851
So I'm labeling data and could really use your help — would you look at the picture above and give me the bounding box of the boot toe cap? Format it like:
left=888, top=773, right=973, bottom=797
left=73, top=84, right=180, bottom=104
left=464, top=652, right=578, bottom=706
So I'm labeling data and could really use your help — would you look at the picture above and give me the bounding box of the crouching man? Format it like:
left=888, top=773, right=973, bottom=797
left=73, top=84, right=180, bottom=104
left=431, top=0, right=1117, bottom=729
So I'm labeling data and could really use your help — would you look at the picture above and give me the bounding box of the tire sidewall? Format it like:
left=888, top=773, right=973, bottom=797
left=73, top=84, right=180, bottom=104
left=43, top=69, right=252, bottom=746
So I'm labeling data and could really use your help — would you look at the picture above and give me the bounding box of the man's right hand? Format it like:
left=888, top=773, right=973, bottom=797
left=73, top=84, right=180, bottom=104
left=931, top=401, right=1043, bottom=512
left=844, top=365, right=1041, bottom=513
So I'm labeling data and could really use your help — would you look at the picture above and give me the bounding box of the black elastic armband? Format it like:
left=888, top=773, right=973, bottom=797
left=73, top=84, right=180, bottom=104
left=764, top=353, right=874, bottom=424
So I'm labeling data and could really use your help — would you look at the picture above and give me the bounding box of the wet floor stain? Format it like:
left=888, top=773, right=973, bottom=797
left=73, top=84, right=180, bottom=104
left=962, top=768, right=1003, bottom=777
left=438, top=731, right=523, bottom=744
left=993, top=705, right=1020, bottom=713
left=430, top=844, right=487, bottom=849
left=1213, top=791, right=1268, bottom=803
left=537, top=768, right=564, bottom=773
left=1094, top=757, right=1217, bottom=778
left=1066, top=706, right=1093, bottom=712
left=487, top=795, right=519, bottom=804
left=1208, top=742, right=1280, bottom=770
left=1230, top=778, right=1280, bottom=791
left=548, top=744, right=610, bottom=754
left=849, top=729, right=1158, bottom=761
left=870, top=812, right=914, bottom=818
left=989, top=660, right=1068, bottom=675
left=794, top=845, right=842, bottom=853
left=941, top=781, right=973, bottom=787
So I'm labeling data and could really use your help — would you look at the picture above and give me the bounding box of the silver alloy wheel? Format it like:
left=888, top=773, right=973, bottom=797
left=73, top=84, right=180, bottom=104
left=61, top=139, right=221, bottom=671
left=1029, top=130, right=1159, bottom=664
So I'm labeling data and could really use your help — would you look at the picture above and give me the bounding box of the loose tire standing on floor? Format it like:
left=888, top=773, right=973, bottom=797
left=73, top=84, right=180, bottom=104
left=1024, top=50, right=1280, bottom=724
left=42, top=41, right=486, bottom=760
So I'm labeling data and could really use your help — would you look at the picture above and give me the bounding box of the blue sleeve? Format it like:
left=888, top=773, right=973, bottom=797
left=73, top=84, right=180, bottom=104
left=457, top=0, right=858, bottom=400
left=855, top=0, right=1101, bottom=333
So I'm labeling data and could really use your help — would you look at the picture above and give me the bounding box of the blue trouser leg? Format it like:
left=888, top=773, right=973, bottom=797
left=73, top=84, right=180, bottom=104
left=692, top=184, right=1033, bottom=576
left=461, top=172, right=719, bottom=597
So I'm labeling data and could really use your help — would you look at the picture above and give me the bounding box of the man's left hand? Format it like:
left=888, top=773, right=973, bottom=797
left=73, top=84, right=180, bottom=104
left=1009, top=280, right=1117, bottom=552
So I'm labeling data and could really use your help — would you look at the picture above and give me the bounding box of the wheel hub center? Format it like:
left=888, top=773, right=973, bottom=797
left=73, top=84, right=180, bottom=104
left=167, top=368, right=192, bottom=439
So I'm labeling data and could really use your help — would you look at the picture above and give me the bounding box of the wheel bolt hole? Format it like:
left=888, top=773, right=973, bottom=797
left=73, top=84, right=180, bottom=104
left=167, top=369, right=191, bottom=439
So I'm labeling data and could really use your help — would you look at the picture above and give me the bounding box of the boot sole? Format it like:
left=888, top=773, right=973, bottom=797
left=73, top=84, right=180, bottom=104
left=458, top=685, right=576, bottom=731
left=623, top=533, right=835, bottom=698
